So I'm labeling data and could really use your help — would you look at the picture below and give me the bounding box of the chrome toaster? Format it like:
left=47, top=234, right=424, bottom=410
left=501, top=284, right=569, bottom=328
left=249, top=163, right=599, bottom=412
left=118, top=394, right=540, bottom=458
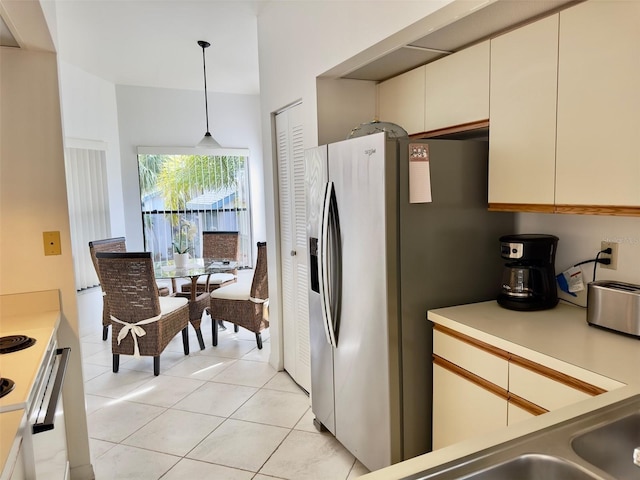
left=587, top=280, right=640, bottom=337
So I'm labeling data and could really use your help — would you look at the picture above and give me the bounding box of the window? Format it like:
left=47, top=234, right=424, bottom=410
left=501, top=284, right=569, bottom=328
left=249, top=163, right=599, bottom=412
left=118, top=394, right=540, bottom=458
left=137, top=148, right=252, bottom=266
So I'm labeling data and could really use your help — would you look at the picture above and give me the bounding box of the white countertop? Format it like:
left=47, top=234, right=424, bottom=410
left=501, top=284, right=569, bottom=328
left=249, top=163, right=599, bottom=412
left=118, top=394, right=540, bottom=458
left=428, top=300, right=640, bottom=387
left=362, top=300, right=640, bottom=480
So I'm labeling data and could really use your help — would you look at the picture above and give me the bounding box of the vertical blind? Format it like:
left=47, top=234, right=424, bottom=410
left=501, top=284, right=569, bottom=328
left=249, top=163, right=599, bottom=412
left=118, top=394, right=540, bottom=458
left=64, top=142, right=110, bottom=290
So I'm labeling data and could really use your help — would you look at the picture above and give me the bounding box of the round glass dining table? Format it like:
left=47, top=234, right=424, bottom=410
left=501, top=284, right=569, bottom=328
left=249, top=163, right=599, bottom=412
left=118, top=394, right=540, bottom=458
left=154, top=257, right=238, bottom=300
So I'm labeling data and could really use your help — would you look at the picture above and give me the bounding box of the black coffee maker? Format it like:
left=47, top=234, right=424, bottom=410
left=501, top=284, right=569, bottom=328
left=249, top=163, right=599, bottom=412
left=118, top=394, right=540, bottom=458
left=498, top=234, right=559, bottom=311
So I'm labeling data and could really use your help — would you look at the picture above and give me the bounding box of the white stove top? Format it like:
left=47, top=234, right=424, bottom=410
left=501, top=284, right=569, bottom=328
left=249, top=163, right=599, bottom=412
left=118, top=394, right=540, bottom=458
left=0, top=327, right=56, bottom=413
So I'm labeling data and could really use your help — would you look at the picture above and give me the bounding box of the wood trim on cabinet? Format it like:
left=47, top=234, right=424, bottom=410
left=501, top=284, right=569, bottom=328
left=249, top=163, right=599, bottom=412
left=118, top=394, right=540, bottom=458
left=434, top=324, right=510, bottom=361
left=435, top=324, right=608, bottom=397
left=409, top=120, right=490, bottom=139
left=509, top=354, right=607, bottom=397
left=433, top=354, right=509, bottom=400
left=488, top=203, right=555, bottom=213
left=508, top=393, right=548, bottom=416
left=489, top=203, right=640, bottom=217
left=555, top=204, right=640, bottom=217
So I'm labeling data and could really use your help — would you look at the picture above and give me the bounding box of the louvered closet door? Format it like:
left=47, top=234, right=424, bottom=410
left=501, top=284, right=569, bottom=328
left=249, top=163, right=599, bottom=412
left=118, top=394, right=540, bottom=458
left=275, top=103, right=311, bottom=392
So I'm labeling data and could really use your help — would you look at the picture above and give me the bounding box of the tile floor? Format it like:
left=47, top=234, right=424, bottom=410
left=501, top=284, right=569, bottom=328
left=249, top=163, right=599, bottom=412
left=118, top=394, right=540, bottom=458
left=77, top=285, right=369, bottom=479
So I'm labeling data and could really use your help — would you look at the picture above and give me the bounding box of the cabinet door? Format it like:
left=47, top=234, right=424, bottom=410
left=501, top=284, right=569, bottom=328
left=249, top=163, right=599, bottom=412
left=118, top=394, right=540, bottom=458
left=433, top=362, right=507, bottom=450
left=425, top=41, right=490, bottom=131
left=507, top=400, right=536, bottom=426
left=509, top=363, right=592, bottom=412
left=488, top=14, right=559, bottom=206
left=433, top=328, right=508, bottom=389
left=556, top=1, right=640, bottom=206
left=377, top=66, right=425, bottom=135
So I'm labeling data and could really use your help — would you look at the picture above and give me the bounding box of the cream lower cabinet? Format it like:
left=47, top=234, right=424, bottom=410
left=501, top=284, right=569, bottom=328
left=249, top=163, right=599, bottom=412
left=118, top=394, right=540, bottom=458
left=433, top=361, right=507, bottom=450
left=432, top=324, right=621, bottom=448
left=507, top=400, right=536, bottom=425
left=433, top=326, right=509, bottom=450
left=509, top=362, right=592, bottom=412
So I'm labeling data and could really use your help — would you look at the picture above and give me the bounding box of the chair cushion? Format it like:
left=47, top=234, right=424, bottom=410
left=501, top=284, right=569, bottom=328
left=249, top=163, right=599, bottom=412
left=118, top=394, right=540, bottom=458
left=210, top=282, right=251, bottom=301
left=159, top=295, right=188, bottom=315
left=195, top=273, right=236, bottom=285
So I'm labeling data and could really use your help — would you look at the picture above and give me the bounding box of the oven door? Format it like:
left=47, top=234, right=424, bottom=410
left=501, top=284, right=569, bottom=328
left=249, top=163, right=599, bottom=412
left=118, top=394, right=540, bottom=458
left=22, top=347, right=70, bottom=480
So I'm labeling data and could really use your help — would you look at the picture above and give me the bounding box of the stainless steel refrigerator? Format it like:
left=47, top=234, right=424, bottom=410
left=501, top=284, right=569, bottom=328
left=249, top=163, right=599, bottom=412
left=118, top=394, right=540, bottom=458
left=305, top=132, right=514, bottom=471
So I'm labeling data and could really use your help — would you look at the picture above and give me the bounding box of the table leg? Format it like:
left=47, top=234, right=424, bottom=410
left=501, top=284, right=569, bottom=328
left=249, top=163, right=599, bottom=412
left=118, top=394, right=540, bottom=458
left=191, top=276, right=206, bottom=350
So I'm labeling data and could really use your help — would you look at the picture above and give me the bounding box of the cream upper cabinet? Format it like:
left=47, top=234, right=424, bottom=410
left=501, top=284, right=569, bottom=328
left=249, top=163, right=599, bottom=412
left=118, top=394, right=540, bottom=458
left=377, top=66, right=425, bottom=135
left=425, top=41, right=490, bottom=132
left=555, top=0, right=640, bottom=207
left=488, top=14, right=559, bottom=206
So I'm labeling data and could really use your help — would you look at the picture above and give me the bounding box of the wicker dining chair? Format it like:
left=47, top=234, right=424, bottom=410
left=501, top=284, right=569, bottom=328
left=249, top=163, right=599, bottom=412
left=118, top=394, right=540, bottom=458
left=172, top=231, right=238, bottom=349
left=89, top=237, right=127, bottom=341
left=95, top=251, right=190, bottom=376
left=210, top=242, right=269, bottom=349
left=90, top=237, right=170, bottom=341
left=180, top=231, right=239, bottom=294
left=172, top=290, right=210, bottom=351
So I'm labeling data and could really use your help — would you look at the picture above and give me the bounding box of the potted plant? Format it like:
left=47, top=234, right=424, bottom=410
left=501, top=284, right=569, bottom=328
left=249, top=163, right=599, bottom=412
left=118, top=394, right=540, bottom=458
left=173, top=221, right=191, bottom=268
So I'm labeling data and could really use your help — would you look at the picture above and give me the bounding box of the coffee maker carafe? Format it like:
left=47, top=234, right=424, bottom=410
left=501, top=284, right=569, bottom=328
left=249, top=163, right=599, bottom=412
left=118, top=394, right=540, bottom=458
left=498, top=234, right=559, bottom=311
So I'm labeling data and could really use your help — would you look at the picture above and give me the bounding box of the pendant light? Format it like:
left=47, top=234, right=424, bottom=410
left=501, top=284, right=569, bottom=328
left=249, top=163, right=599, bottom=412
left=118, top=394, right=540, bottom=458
left=197, top=40, right=222, bottom=148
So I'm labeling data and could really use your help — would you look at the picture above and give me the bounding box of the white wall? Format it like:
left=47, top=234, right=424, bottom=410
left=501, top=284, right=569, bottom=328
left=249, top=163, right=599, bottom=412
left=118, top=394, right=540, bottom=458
left=115, top=85, right=265, bottom=251
left=0, top=47, right=93, bottom=479
left=256, top=1, right=456, bottom=367
left=518, top=213, right=640, bottom=305
left=58, top=61, right=126, bottom=236
left=316, top=77, right=378, bottom=145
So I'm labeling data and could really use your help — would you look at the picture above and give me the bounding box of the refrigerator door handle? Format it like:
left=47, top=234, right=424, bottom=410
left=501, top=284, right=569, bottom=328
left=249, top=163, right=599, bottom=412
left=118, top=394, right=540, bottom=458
left=328, top=181, right=342, bottom=345
left=320, top=181, right=338, bottom=348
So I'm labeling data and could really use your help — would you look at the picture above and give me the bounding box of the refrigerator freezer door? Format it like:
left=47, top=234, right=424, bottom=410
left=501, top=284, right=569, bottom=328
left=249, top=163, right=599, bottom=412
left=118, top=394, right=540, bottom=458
left=328, top=133, right=393, bottom=471
left=305, top=145, right=336, bottom=435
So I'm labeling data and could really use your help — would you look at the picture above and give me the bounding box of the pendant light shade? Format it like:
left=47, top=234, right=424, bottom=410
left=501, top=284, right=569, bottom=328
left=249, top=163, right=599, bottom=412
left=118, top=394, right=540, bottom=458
left=197, top=40, right=222, bottom=148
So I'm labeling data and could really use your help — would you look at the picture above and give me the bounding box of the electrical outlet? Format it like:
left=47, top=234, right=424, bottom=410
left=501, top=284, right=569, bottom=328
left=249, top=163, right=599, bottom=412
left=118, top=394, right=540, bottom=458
left=600, top=241, right=618, bottom=270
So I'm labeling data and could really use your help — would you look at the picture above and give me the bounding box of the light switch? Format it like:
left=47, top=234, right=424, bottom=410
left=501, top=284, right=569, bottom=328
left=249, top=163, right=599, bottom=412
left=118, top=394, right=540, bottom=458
left=43, top=231, right=62, bottom=255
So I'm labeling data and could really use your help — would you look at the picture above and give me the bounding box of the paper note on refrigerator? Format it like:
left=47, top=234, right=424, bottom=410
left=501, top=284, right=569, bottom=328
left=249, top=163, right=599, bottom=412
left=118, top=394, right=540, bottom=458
left=409, top=143, right=432, bottom=203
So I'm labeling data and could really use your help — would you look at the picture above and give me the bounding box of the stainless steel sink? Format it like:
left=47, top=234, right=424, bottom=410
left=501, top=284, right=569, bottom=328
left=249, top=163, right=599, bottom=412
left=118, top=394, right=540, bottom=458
left=459, top=454, right=602, bottom=480
left=571, top=412, right=640, bottom=479
left=405, top=393, right=640, bottom=480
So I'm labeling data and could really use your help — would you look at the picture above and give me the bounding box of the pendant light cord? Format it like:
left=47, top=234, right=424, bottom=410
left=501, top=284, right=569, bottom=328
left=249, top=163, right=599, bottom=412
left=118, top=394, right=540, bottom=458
left=199, top=40, right=211, bottom=134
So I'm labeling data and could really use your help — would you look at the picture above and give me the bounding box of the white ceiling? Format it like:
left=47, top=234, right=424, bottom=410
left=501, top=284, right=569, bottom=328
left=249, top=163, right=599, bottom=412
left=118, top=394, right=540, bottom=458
left=3, top=0, right=578, bottom=96
left=334, top=0, right=579, bottom=81
left=49, top=0, right=263, bottom=94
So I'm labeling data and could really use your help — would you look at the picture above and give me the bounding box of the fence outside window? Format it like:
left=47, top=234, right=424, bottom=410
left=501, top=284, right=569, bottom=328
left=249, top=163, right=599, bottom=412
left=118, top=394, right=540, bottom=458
left=138, top=149, right=253, bottom=266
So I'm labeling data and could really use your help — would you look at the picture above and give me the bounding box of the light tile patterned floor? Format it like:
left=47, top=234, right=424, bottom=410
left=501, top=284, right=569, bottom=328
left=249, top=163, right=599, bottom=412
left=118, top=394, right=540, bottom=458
left=77, top=287, right=369, bottom=479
